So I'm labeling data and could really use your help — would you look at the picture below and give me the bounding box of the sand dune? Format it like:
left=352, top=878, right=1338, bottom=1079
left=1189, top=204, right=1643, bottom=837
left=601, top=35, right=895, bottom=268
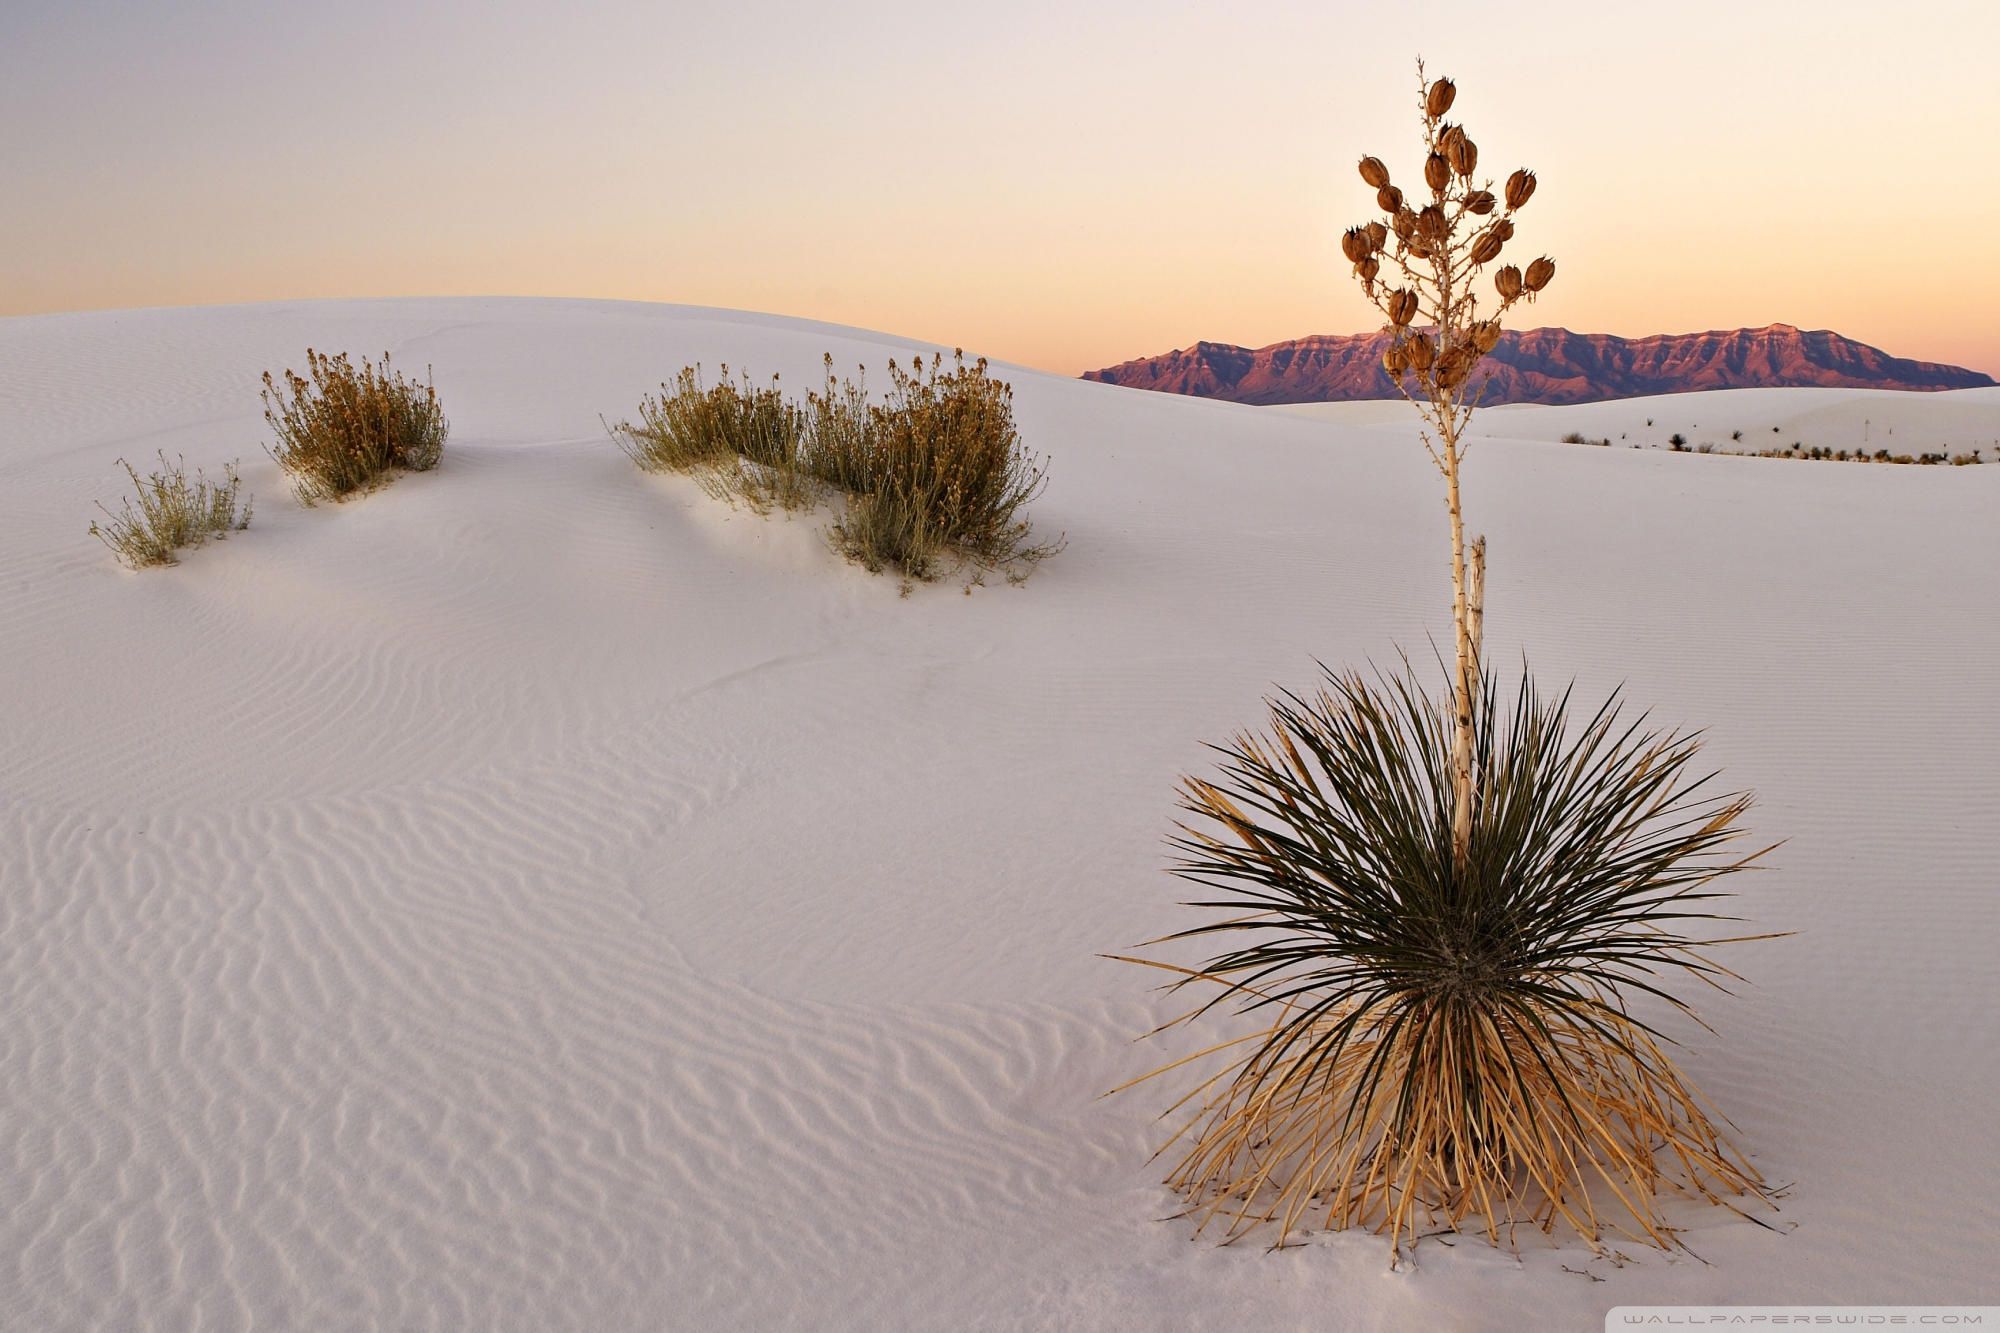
left=1279, top=384, right=2000, bottom=457
left=3, top=298, right=1997, bottom=1330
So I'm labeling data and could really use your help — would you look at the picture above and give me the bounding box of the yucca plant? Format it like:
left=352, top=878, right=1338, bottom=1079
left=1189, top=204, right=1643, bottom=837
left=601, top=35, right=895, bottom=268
left=1118, top=666, right=1775, bottom=1257
left=1121, top=65, right=1778, bottom=1261
left=263, top=349, right=447, bottom=503
left=89, top=452, right=251, bottom=568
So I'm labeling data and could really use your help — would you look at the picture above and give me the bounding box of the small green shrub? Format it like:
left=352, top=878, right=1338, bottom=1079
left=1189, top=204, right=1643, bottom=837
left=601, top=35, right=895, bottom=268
left=90, top=452, right=251, bottom=568
left=263, top=349, right=447, bottom=503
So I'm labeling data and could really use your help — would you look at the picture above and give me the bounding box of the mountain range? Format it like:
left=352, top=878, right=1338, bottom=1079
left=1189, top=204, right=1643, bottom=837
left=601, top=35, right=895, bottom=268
left=1080, top=324, right=1994, bottom=406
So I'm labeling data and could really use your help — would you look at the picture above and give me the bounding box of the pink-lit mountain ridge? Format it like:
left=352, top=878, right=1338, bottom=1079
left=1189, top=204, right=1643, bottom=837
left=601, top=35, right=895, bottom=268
left=1081, top=324, right=1993, bottom=406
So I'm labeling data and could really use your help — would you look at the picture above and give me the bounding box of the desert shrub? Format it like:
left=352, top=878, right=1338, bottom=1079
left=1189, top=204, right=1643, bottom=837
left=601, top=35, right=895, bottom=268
left=90, top=452, right=251, bottom=568
left=1119, top=664, right=1775, bottom=1257
left=612, top=351, right=1059, bottom=584
left=827, top=352, right=1059, bottom=580
left=1559, top=431, right=1586, bottom=444
left=1669, top=433, right=1688, bottom=449
left=263, top=350, right=447, bottom=503
left=615, top=366, right=810, bottom=511
left=800, top=357, right=876, bottom=494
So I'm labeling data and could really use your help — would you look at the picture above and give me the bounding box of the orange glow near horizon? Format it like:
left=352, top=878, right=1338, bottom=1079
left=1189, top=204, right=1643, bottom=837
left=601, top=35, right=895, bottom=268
left=4, top=1, right=1998, bottom=378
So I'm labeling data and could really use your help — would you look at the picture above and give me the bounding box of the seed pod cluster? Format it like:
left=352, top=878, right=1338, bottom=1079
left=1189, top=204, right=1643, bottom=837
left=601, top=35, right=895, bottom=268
left=1342, top=72, right=1553, bottom=403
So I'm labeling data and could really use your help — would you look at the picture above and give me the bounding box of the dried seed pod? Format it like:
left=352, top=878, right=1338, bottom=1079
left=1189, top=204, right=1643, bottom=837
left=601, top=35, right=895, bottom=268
left=1403, top=237, right=1432, bottom=258
left=1471, top=320, right=1502, bottom=354
left=1495, top=264, right=1524, bottom=300
left=1427, top=78, right=1456, bottom=117
left=1364, top=220, right=1388, bottom=251
left=1376, top=185, right=1404, bottom=213
left=1466, top=190, right=1496, bottom=214
left=1341, top=228, right=1370, bottom=263
left=1493, top=217, right=1515, bottom=243
left=1470, top=230, right=1504, bottom=265
left=1448, top=134, right=1478, bottom=177
left=1392, top=206, right=1417, bottom=239
left=1383, top=343, right=1408, bottom=375
left=1440, top=125, right=1465, bottom=153
left=1442, top=348, right=1481, bottom=389
left=1359, top=156, right=1391, bottom=188
left=1425, top=153, right=1450, bottom=193
left=1418, top=204, right=1446, bottom=241
left=1358, top=256, right=1380, bottom=283
left=1388, top=289, right=1420, bottom=325
left=1525, top=256, right=1556, bottom=292
left=1506, top=168, right=1537, bottom=210
left=1407, top=332, right=1435, bottom=370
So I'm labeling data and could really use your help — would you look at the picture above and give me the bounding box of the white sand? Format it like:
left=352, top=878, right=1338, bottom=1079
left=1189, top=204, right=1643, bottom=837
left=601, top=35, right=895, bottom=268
left=3, top=298, right=1996, bottom=1331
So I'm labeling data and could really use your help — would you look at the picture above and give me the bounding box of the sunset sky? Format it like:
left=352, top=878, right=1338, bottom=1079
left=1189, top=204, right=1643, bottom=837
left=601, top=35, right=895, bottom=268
left=5, top=0, right=1998, bottom=375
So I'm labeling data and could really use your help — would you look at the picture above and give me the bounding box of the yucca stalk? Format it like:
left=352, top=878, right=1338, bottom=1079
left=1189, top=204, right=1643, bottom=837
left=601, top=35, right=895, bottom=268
left=1116, top=666, right=1778, bottom=1258
left=1344, top=63, right=1555, bottom=874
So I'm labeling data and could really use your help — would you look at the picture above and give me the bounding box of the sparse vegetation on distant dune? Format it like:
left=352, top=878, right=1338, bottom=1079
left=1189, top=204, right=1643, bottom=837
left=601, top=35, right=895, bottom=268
left=89, top=452, right=250, bottom=568
left=613, top=352, right=1059, bottom=586
left=263, top=350, right=447, bottom=503
left=1556, top=432, right=1986, bottom=465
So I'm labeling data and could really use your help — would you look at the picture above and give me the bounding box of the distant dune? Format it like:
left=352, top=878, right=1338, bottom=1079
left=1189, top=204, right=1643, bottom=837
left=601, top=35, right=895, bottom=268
left=1083, top=323, right=1996, bottom=405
